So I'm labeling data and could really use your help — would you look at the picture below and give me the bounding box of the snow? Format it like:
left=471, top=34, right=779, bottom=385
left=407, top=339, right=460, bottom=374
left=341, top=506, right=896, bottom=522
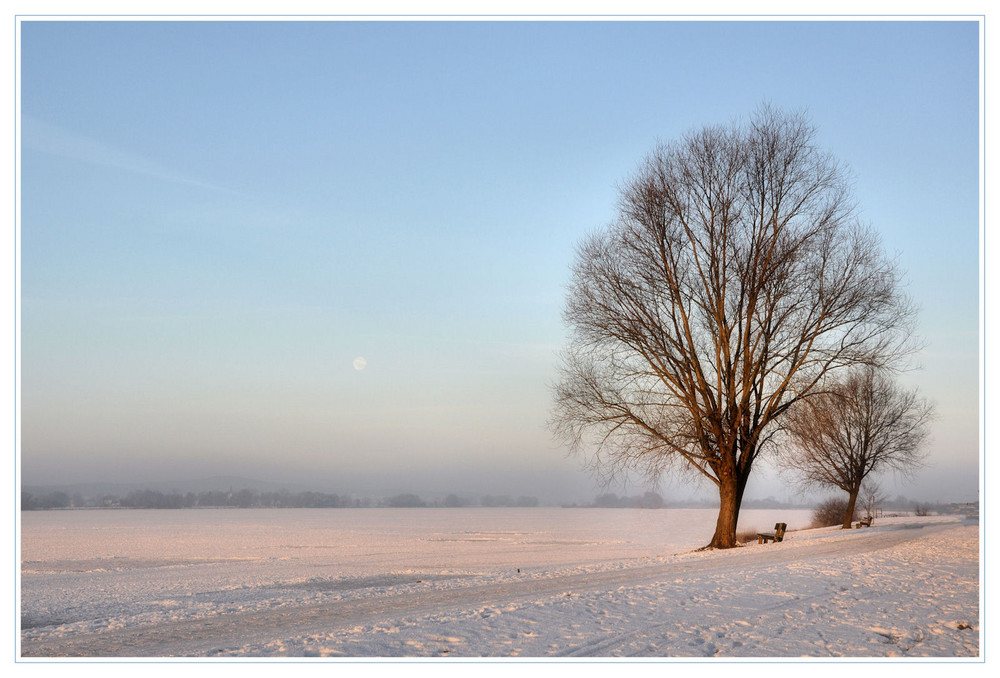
left=19, top=508, right=979, bottom=660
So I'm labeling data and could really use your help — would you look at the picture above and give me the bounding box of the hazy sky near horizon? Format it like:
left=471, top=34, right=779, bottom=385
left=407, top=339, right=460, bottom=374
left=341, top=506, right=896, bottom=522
left=19, top=19, right=981, bottom=503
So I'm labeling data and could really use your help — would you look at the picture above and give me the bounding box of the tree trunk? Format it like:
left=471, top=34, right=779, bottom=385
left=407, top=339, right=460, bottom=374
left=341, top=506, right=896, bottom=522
left=707, top=473, right=748, bottom=549
left=842, top=489, right=860, bottom=529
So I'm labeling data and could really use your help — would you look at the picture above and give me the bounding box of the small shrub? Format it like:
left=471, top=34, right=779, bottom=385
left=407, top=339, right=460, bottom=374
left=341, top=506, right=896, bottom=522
left=811, top=496, right=855, bottom=528
left=735, top=528, right=759, bottom=544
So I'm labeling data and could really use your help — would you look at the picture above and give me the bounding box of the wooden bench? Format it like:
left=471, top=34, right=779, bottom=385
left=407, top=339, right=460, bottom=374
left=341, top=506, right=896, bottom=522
left=757, top=522, right=787, bottom=544
left=856, top=515, right=873, bottom=528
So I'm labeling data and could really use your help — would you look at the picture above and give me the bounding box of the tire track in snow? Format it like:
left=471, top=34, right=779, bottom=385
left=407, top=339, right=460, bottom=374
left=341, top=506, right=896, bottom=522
left=20, top=522, right=954, bottom=657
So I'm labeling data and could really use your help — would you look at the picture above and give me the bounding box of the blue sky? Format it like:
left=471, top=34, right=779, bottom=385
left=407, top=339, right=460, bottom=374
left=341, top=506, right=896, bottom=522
left=18, top=19, right=981, bottom=503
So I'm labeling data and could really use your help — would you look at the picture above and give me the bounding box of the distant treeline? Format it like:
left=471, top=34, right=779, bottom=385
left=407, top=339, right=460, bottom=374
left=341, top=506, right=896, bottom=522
left=20, top=488, right=975, bottom=514
left=589, top=492, right=666, bottom=509
left=20, top=489, right=540, bottom=511
left=389, top=493, right=540, bottom=508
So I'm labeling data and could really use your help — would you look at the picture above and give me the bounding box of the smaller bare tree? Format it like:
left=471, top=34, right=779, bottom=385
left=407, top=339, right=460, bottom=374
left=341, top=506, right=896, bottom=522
left=783, top=366, right=933, bottom=529
left=859, top=480, right=886, bottom=522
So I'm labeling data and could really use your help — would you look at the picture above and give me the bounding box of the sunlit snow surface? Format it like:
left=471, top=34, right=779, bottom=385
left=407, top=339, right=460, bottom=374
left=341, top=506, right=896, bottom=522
left=20, top=508, right=978, bottom=658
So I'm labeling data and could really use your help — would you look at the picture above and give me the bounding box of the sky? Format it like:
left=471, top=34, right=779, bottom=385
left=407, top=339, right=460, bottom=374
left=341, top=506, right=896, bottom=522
left=17, top=18, right=982, bottom=505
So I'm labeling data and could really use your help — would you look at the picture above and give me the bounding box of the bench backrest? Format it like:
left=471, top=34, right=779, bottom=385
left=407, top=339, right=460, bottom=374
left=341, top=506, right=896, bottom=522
left=774, top=523, right=787, bottom=541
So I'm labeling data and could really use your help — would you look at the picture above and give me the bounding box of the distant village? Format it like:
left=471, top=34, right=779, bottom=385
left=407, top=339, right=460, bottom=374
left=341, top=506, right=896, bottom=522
left=20, top=485, right=978, bottom=517
left=21, top=487, right=539, bottom=511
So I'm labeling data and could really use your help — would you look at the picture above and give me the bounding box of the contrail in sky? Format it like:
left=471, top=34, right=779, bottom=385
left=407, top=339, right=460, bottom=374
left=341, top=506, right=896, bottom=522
left=21, top=115, right=239, bottom=194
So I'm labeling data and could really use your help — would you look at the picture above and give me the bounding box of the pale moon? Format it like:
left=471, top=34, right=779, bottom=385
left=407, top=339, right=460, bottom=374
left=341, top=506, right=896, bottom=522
left=353, top=356, right=367, bottom=371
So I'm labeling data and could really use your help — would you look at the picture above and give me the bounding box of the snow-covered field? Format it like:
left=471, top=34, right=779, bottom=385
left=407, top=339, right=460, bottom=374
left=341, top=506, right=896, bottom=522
left=19, top=508, right=979, bottom=659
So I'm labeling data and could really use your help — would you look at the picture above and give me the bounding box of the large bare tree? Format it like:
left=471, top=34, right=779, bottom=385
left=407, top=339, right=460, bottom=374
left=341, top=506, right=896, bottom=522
left=783, top=366, right=933, bottom=529
left=551, top=107, right=917, bottom=548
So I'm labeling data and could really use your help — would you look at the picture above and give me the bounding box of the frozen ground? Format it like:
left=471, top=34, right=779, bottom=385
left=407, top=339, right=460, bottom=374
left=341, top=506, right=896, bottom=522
left=19, top=508, right=979, bottom=658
